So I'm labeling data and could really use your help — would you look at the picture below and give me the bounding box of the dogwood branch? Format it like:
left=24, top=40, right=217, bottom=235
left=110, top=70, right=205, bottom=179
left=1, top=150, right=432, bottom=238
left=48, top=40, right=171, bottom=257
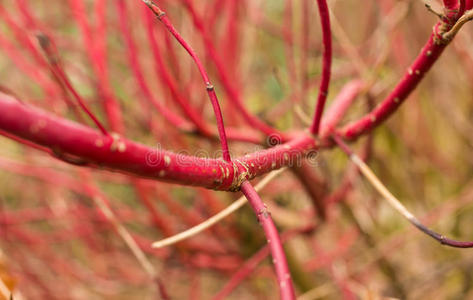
left=143, top=0, right=231, bottom=162
left=0, top=95, right=318, bottom=190
left=310, top=0, right=332, bottom=135
left=338, top=18, right=458, bottom=140
left=240, top=180, right=296, bottom=300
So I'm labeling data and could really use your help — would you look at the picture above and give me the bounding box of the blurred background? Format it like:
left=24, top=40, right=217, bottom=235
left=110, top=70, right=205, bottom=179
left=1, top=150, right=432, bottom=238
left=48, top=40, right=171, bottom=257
left=1, top=0, right=473, bottom=299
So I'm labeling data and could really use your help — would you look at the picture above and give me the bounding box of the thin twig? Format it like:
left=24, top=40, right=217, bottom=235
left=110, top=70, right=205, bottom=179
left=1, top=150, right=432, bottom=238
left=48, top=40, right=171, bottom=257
left=152, top=168, right=286, bottom=248
left=36, top=33, right=109, bottom=136
left=333, top=135, right=473, bottom=248
left=240, top=180, right=296, bottom=299
left=310, top=0, right=332, bottom=134
left=143, top=0, right=231, bottom=162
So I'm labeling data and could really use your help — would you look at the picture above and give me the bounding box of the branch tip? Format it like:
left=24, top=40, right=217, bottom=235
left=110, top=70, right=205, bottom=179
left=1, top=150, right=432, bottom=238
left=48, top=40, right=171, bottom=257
left=142, top=0, right=165, bottom=19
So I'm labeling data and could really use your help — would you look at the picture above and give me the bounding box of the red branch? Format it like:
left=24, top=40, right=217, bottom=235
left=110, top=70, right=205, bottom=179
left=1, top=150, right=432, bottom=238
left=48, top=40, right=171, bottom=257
left=339, top=23, right=452, bottom=140
left=0, top=96, right=317, bottom=191
left=310, top=0, right=332, bottom=135
left=145, top=1, right=231, bottom=162
left=240, top=181, right=296, bottom=300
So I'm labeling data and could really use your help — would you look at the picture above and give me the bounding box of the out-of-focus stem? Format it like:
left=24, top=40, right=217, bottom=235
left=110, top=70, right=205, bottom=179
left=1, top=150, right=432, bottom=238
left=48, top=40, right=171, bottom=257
left=212, top=227, right=314, bottom=300
left=36, top=34, right=109, bottom=136
left=181, top=0, right=282, bottom=137
left=117, top=0, right=193, bottom=132
left=68, top=0, right=125, bottom=133
left=319, top=80, right=363, bottom=138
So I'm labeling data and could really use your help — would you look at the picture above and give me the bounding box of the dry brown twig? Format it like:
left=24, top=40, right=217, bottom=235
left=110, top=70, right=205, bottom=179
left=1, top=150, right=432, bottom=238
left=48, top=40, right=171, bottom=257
left=443, top=9, right=473, bottom=41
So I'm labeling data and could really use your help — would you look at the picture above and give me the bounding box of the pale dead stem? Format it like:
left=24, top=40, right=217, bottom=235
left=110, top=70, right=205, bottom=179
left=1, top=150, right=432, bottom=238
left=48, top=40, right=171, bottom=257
left=152, top=168, right=287, bottom=249
left=93, top=195, right=158, bottom=279
left=333, top=136, right=473, bottom=248
left=294, top=106, right=312, bottom=127
left=349, top=155, right=418, bottom=221
left=0, top=279, right=25, bottom=300
left=297, top=283, right=333, bottom=300
left=299, top=182, right=473, bottom=300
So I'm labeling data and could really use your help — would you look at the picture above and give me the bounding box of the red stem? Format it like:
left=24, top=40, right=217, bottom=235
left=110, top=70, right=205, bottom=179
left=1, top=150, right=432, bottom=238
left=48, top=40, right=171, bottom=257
left=310, top=0, right=332, bottom=134
left=143, top=6, right=263, bottom=144
left=339, top=23, right=450, bottom=140
left=458, top=0, right=466, bottom=17
left=145, top=1, right=231, bottom=162
left=240, top=181, right=296, bottom=300
left=36, top=34, right=109, bottom=136
left=0, top=95, right=319, bottom=190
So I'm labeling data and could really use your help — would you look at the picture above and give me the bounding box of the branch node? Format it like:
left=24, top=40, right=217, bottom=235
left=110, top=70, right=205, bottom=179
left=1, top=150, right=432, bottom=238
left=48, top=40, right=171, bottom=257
left=442, top=9, right=473, bottom=41
left=205, top=83, right=214, bottom=91
left=229, top=159, right=250, bottom=192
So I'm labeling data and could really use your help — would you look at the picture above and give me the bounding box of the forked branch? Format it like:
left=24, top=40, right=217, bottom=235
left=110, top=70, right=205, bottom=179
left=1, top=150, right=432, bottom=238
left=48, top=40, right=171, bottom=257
left=310, top=0, right=332, bottom=135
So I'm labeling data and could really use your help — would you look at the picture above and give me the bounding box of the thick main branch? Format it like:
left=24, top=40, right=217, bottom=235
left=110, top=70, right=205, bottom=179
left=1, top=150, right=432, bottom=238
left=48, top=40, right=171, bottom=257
left=0, top=96, right=317, bottom=191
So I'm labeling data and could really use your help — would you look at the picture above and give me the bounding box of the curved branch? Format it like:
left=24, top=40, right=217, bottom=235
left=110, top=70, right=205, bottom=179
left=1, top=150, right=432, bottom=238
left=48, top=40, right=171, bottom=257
left=144, top=0, right=231, bottom=162
left=339, top=22, right=450, bottom=140
left=240, top=181, right=296, bottom=299
left=0, top=96, right=317, bottom=191
left=310, top=0, right=332, bottom=135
